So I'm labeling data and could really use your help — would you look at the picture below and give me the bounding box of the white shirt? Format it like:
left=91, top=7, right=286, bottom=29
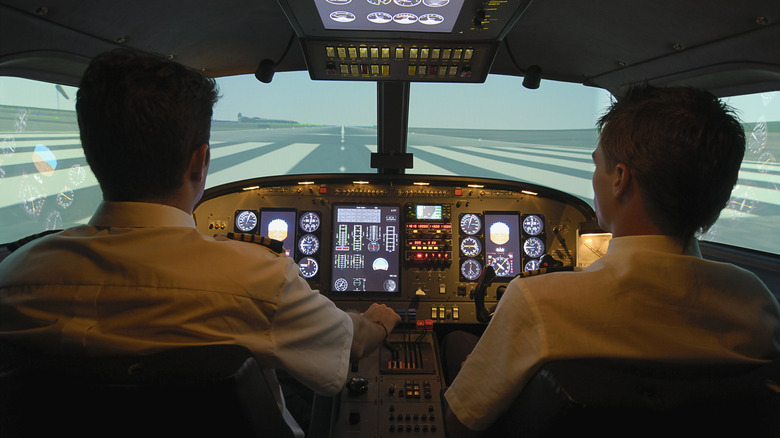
left=0, top=201, right=354, bottom=432
left=445, top=235, right=780, bottom=431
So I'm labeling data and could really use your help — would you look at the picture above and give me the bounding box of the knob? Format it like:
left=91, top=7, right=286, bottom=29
left=346, top=377, right=369, bottom=395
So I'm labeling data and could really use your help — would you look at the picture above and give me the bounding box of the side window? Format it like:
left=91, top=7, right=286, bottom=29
left=0, top=77, right=96, bottom=244
left=703, top=92, right=780, bottom=255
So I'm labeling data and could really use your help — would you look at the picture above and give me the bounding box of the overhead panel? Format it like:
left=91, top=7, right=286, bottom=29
left=277, top=0, right=533, bottom=83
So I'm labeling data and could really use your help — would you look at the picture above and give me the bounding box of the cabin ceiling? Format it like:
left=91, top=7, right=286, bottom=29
left=1, top=0, right=779, bottom=96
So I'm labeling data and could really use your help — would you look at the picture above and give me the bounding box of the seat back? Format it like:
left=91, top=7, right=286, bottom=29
left=0, top=343, right=296, bottom=437
left=486, top=358, right=780, bottom=437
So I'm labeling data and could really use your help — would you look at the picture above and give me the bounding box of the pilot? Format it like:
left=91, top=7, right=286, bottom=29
left=0, top=49, right=400, bottom=436
left=444, top=85, right=780, bottom=437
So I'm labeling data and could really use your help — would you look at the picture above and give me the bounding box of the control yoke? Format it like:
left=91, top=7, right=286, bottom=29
left=474, top=255, right=574, bottom=323
left=474, top=265, right=497, bottom=323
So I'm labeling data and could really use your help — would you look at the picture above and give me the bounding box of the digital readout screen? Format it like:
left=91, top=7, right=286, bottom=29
left=314, top=0, right=465, bottom=33
left=260, top=209, right=298, bottom=258
left=416, top=204, right=442, bottom=220
left=331, top=204, right=400, bottom=293
left=484, top=212, right=521, bottom=278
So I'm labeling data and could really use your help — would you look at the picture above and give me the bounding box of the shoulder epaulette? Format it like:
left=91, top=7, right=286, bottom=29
left=514, top=265, right=575, bottom=278
left=226, top=232, right=285, bottom=254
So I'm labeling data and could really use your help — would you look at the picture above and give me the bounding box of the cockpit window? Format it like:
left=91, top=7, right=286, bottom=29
left=208, top=72, right=377, bottom=186
left=704, top=92, right=780, bottom=253
left=0, top=77, right=87, bottom=242
left=1, top=74, right=778, bottom=256
left=406, top=75, right=612, bottom=202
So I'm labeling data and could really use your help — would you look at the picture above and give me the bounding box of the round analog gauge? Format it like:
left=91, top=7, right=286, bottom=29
left=460, top=213, right=481, bottom=235
left=419, top=13, right=444, bottom=25
left=299, top=212, right=320, bottom=233
left=460, top=236, right=481, bottom=257
left=57, top=188, right=74, bottom=208
left=298, top=257, right=319, bottom=278
left=334, top=278, right=348, bottom=291
left=68, top=165, right=87, bottom=186
left=490, top=255, right=512, bottom=277
left=523, top=237, right=545, bottom=258
left=460, top=258, right=482, bottom=281
left=235, top=210, right=258, bottom=232
left=19, top=181, right=45, bottom=216
left=45, top=210, right=62, bottom=230
left=522, top=215, right=543, bottom=236
left=384, top=279, right=397, bottom=292
left=298, top=234, right=320, bottom=255
left=367, top=12, right=393, bottom=24
left=330, top=11, right=355, bottom=23
left=524, top=259, right=540, bottom=272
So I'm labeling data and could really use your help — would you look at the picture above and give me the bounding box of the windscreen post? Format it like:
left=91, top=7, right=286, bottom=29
left=372, top=81, right=413, bottom=175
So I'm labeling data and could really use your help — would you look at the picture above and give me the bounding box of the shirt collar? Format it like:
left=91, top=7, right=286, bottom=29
left=606, top=235, right=702, bottom=258
left=88, top=201, right=196, bottom=228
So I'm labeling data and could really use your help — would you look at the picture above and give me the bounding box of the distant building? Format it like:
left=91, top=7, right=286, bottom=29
left=237, top=112, right=299, bottom=127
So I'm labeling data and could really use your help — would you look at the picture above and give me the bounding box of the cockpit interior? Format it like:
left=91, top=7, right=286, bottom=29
left=1, top=0, right=780, bottom=436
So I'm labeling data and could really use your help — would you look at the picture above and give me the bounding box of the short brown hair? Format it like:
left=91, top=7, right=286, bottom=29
left=597, top=85, right=745, bottom=242
left=77, top=49, right=219, bottom=201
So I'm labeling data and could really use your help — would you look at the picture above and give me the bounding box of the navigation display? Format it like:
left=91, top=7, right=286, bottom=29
left=331, top=204, right=401, bottom=293
left=259, top=209, right=298, bottom=257
left=484, top=212, right=521, bottom=278
left=314, top=0, right=465, bottom=33
left=416, top=204, right=442, bottom=220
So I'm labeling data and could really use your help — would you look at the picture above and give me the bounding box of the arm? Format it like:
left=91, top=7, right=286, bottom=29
left=442, top=278, right=546, bottom=432
left=348, top=303, right=400, bottom=359
left=445, top=405, right=483, bottom=438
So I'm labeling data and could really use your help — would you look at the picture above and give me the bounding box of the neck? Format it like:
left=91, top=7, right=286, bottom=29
left=608, top=191, right=666, bottom=239
left=107, top=188, right=197, bottom=215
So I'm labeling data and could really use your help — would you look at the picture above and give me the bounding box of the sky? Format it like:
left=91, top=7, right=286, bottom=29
left=2, top=74, right=779, bottom=130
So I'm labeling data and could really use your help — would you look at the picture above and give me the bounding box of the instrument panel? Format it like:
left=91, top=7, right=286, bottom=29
left=194, top=174, right=598, bottom=325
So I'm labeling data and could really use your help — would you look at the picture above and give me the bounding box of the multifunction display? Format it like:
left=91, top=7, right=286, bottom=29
left=331, top=204, right=401, bottom=293
left=259, top=209, right=298, bottom=258
left=314, top=0, right=465, bottom=33
left=484, top=212, right=521, bottom=278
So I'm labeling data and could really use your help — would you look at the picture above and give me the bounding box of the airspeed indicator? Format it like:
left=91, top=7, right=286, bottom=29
left=235, top=210, right=258, bottom=232
left=460, top=213, right=481, bottom=235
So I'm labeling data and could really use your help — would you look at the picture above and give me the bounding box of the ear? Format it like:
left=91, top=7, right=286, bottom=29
left=613, top=162, right=632, bottom=198
left=188, top=144, right=210, bottom=183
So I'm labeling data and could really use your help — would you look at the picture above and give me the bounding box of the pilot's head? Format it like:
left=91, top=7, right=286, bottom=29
left=76, top=49, right=219, bottom=202
left=594, top=85, right=745, bottom=243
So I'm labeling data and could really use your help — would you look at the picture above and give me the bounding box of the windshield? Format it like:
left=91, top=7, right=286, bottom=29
left=1, top=73, right=778, bottom=255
